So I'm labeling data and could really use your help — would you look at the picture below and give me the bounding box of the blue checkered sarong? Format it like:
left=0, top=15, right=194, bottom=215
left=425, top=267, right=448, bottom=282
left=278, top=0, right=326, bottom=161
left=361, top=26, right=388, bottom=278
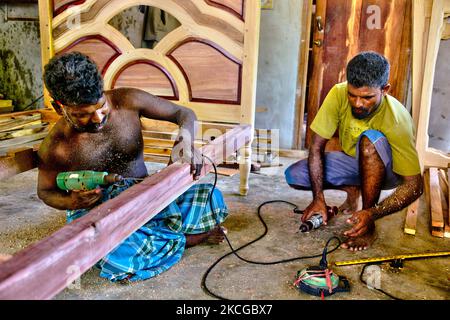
left=67, top=180, right=228, bottom=282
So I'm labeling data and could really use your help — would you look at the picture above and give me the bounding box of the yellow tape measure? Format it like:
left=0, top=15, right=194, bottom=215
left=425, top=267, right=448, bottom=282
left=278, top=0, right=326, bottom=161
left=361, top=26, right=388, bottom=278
left=334, top=251, right=450, bottom=266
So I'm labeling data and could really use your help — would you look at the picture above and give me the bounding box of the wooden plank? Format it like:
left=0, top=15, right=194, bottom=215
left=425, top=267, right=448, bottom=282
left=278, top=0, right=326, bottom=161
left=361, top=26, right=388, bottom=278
left=0, top=100, right=13, bottom=114
left=0, top=123, right=48, bottom=141
left=404, top=198, right=419, bottom=235
left=143, top=154, right=170, bottom=164
left=0, top=110, right=42, bottom=119
left=0, top=132, right=48, bottom=153
left=440, top=171, right=450, bottom=238
left=38, top=0, right=54, bottom=109
left=430, top=168, right=445, bottom=237
left=211, top=167, right=239, bottom=177
left=412, top=0, right=430, bottom=130
left=0, top=100, right=12, bottom=108
left=0, top=147, right=38, bottom=180
left=0, top=120, right=43, bottom=134
left=293, top=0, right=313, bottom=150
left=0, top=125, right=251, bottom=299
left=0, top=114, right=42, bottom=132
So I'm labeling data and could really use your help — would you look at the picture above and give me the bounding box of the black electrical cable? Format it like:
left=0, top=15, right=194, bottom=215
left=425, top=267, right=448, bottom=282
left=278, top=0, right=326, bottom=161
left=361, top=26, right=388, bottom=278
left=22, top=94, right=44, bottom=111
left=201, top=155, right=341, bottom=300
left=359, top=263, right=402, bottom=300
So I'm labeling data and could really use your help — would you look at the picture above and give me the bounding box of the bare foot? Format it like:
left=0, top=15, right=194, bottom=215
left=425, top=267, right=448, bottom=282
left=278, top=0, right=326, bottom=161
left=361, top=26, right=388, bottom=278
left=185, top=226, right=227, bottom=247
left=339, top=186, right=360, bottom=214
left=206, top=226, right=228, bottom=244
left=341, top=229, right=377, bottom=251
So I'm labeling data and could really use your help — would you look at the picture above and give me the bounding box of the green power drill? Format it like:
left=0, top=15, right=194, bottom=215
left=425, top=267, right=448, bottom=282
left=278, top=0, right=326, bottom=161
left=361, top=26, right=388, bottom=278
left=56, top=171, right=123, bottom=191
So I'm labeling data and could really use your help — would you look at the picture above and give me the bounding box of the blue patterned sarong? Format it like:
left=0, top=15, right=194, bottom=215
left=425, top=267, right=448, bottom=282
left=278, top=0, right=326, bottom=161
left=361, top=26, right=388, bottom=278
left=67, top=180, right=228, bottom=282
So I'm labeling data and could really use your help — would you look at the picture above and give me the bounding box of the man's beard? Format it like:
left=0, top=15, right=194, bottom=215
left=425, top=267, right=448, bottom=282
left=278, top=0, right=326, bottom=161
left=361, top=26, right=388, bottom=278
left=351, top=107, right=371, bottom=119
left=63, top=112, right=108, bottom=133
left=351, top=100, right=382, bottom=120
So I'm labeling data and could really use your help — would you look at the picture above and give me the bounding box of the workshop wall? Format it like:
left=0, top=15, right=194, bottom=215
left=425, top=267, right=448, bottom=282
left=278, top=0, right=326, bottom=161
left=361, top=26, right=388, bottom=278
left=0, top=3, right=43, bottom=111
left=255, top=1, right=302, bottom=149
left=429, top=40, right=450, bottom=152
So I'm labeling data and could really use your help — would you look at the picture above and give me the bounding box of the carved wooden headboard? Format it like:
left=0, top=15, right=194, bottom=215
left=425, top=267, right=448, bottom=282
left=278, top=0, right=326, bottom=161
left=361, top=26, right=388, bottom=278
left=38, top=0, right=261, bottom=195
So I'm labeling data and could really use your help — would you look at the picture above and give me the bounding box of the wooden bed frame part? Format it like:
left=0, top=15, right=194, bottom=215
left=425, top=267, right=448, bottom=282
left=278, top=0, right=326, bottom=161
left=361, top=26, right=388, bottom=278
left=38, top=0, right=261, bottom=195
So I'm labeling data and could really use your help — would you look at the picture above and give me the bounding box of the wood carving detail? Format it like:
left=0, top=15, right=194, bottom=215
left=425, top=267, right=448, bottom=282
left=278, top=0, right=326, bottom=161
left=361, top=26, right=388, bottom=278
left=205, top=0, right=245, bottom=20
left=168, top=39, right=242, bottom=104
left=54, top=0, right=87, bottom=16
left=59, top=35, right=122, bottom=76
left=112, top=60, right=179, bottom=100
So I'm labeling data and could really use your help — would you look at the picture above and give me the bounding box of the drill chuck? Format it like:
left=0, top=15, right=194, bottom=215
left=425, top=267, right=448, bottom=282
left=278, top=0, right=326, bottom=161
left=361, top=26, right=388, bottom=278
left=56, top=171, right=123, bottom=191
left=299, top=206, right=338, bottom=232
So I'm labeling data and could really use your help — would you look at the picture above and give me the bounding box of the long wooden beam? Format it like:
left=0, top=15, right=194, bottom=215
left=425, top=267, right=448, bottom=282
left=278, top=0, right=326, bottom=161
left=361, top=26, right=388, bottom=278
left=0, top=125, right=251, bottom=300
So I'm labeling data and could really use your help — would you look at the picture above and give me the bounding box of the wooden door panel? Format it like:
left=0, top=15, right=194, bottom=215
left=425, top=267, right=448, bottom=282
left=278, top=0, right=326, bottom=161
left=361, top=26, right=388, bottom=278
left=305, top=0, right=412, bottom=148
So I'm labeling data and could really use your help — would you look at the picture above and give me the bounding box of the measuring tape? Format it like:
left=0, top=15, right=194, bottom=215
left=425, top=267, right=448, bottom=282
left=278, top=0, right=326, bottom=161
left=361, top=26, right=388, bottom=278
left=334, top=251, right=450, bottom=266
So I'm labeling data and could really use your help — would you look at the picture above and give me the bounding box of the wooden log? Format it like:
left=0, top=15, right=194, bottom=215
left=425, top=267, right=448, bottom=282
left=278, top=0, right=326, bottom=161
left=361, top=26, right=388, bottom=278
left=0, top=147, right=38, bottom=180
left=0, top=125, right=251, bottom=299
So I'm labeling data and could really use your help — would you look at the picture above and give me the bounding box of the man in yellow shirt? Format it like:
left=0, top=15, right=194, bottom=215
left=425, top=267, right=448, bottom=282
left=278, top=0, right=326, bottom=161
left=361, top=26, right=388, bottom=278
left=285, top=52, right=423, bottom=251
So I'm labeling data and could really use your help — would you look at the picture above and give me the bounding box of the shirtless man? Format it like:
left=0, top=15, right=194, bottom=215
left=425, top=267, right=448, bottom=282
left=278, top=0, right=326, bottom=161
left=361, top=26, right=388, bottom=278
left=37, top=52, right=228, bottom=282
left=285, top=52, right=423, bottom=251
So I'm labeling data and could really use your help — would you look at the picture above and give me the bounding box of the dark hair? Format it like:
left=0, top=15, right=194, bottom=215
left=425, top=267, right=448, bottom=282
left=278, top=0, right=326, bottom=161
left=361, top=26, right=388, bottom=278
left=43, top=52, right=103, bottom=106
left=346, top=51, right=390, bottom=88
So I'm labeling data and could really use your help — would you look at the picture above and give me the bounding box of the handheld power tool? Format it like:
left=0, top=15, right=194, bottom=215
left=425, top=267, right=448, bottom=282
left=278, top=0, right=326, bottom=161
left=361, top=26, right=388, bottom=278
left=56, top=171, right=123, bottom=191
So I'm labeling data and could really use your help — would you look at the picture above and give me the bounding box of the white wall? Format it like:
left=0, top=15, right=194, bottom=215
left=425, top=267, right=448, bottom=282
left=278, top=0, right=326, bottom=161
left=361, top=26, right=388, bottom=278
left=255, top=0, right=302, bottom=149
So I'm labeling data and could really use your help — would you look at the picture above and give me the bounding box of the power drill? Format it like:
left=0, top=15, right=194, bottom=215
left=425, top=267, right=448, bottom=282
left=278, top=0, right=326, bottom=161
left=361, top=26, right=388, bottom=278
left=296, top=206, right=339, bottom=232
left=56, top=171, right=123, bottom=191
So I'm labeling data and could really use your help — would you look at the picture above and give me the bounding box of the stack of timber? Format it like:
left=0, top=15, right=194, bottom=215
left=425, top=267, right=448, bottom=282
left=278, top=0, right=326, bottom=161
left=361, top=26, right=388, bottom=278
left=427, top=166, right=450, bottom=238
left=404, top=166, right=450, bottom=238
left=0, top=109, right=58, bottom=179
left=0, top=111, right=50, bottom=156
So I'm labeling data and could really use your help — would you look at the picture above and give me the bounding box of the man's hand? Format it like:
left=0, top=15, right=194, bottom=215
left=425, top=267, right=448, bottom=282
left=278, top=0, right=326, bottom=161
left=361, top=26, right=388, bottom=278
left=170, top=136, right=204, bottom=180
left=69, top=188, right=103, bottom=210
left=301, top=198, right=328, bottom=225
left=190, top=146, right=203, bottom=180
left=343, top=209, right=375, bottom=237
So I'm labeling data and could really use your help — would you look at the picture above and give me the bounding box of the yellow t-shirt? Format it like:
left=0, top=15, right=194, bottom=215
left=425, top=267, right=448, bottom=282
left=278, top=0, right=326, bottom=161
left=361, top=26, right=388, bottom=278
left=310, top=82, right=421, bottom=176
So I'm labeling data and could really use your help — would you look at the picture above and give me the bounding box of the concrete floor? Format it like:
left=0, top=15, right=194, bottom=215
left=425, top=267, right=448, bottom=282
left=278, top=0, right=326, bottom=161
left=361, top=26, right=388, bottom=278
left=0, top=158, right=449, bottom=300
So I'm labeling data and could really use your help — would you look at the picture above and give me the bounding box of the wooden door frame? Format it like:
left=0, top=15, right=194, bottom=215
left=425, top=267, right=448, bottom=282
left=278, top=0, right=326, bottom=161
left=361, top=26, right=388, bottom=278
left=294, top=0, right=413, bottom=151
left=293, top=0, right=313, bottom=150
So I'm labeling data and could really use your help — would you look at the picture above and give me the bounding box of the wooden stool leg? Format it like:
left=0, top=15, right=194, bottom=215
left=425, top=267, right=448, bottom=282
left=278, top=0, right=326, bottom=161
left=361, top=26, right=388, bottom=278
left=239, top=144, right=251, bottom=196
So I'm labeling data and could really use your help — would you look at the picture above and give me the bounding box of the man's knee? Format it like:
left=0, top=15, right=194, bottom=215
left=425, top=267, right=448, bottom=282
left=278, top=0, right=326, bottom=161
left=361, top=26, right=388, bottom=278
left=359, top=135, right=379, bottom=158
left=284, top=160, right=310, bottom=188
